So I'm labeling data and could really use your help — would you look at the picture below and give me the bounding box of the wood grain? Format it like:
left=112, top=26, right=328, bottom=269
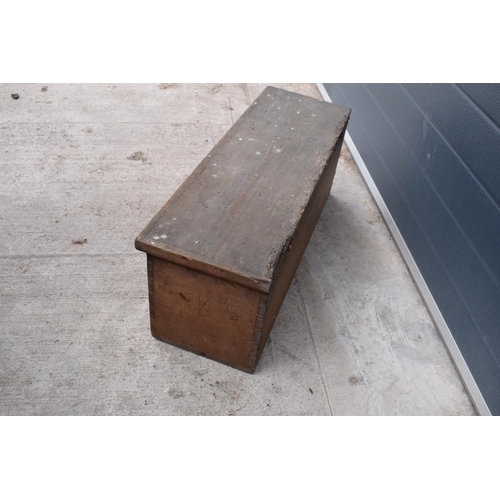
left=253, top=129, right=346, bottom=364
left=136, top=85, right=350, bottom=371
left=150, top=256, right=265, bottom=373
left=136, top=86, right=350, bottom=290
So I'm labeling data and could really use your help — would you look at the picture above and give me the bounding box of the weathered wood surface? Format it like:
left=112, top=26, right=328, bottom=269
left=136, top=85, right=350, bottom=371
left=148, top=255, right=266, bottom=372
left=135, top=86, right=350, bottom=291
left=255, top=130, right=345, bottom=361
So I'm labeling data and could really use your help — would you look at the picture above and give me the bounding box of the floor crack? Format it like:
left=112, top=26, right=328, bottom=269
left=296, top=269, right=334, bottom=416
left=228, top=95, right=234, bottom=124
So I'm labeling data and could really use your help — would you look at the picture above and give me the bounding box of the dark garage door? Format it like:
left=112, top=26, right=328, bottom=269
left=322, top=84, right=500, bottom=415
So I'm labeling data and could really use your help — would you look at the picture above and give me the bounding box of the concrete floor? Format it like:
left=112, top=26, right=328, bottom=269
left=0, top=83, right=475, bottom=415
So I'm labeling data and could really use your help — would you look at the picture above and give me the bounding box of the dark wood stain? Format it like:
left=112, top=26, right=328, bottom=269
left=150, top=256, right=264, bottom=373
left=253, top=130, right=345, bottom=366
left=136, top=86, right=350, bottom=372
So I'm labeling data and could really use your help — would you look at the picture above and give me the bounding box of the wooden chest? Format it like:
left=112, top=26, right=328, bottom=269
left=135, top=86, right=350, bottom=373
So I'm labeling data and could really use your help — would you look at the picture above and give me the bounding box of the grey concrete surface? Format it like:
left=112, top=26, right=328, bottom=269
left=0, top=83, right=475, bottom=415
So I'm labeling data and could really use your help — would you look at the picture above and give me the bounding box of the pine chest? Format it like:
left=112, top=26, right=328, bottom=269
left=135, top=86, right=350, bottom=372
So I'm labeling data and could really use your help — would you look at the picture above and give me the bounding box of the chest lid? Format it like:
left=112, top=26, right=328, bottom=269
left=135, top=86, right=350, bottom=292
